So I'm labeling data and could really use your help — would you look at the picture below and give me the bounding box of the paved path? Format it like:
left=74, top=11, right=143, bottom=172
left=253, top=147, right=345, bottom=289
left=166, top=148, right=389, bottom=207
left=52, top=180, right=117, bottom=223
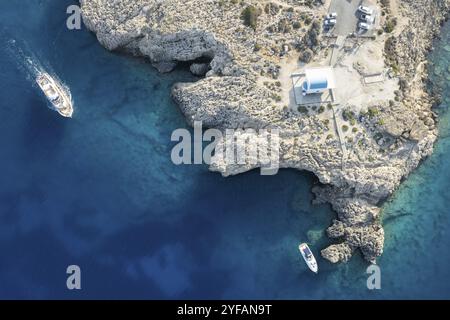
left=332, top=105, right=348, bottom=168
left=329, top=35, right=346, bottom=66
left=327, top=1, right=358, bottom=167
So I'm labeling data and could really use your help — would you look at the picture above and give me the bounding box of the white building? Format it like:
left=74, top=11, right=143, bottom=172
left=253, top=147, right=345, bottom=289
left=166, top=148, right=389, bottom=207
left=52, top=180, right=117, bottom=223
left=300, top=67, right=336, bottom=96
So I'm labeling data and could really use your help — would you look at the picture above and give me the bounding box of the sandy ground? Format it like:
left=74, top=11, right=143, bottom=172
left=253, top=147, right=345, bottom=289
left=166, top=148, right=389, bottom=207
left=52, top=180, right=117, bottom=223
left=390, top=0, right=410, bottom=37
left=258, top=0, right=406, bottom=161
left=277, top=35, right=398, bottom=113
left=333, top=47, right=398, bottom=112
left=273, top=0, right=402, bottom=160
left=277, top=54, right=303, bottom=107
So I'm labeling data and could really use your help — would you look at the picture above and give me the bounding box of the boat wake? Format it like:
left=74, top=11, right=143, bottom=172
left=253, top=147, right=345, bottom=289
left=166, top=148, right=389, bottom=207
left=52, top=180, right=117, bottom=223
left=2, top=35, right=73, bottom=112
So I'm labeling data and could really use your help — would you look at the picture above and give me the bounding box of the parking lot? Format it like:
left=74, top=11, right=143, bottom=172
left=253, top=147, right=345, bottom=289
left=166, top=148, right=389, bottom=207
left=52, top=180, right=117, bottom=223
left=326, top=0, right=378, bottom=37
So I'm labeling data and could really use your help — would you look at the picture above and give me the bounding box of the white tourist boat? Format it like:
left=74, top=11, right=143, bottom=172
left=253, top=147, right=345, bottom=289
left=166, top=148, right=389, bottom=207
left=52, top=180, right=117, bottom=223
left=299, top=243, right=318, bottom=273
left=36, top=72, right=73, bottom=118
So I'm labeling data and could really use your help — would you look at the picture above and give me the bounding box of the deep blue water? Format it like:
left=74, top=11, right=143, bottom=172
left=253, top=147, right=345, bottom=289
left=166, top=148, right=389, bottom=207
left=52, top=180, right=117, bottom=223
left=1, top=0, right=450, bottom=299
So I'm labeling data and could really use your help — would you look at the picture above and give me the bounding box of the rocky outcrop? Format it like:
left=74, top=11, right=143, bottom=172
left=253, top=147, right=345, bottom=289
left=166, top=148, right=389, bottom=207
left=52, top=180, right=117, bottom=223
left=80, top=0, right=450, bottom=265
left=189, top=63, right=210, bottom=76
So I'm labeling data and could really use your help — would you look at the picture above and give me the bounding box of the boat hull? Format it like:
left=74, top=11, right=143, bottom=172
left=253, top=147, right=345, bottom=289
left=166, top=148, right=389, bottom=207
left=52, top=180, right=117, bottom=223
left=299, top=243, right=318, bottom=273
left=36, top=73, right=73, bottom=118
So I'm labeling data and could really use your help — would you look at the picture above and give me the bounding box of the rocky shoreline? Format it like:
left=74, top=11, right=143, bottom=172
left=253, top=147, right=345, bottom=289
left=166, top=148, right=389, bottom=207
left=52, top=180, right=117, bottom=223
left=80, top=0, right=449, bottom=264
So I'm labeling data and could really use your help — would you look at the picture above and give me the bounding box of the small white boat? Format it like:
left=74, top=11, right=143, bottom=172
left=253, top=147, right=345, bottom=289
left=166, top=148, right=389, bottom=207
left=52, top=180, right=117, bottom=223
left=36, top=72, right=73, bottom=118
left=299, top=243, right=318, bottom=273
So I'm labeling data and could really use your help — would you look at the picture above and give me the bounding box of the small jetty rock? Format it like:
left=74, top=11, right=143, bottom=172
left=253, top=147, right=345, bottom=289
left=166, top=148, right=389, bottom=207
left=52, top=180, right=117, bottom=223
left=80, top=0, right=450, bottom=265
left=321, top=243, right=354, bottom=264
left=190, top=63, right=210, bottom=77
left=152, top=61, right=177, bottom=73
left=313, top=186, right=384, bottom=263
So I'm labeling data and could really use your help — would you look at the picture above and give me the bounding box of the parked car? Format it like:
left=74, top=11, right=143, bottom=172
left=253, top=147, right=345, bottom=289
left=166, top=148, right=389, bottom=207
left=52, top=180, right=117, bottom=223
left=358, top=22, right=370, bottom=30
left=358, top=5, right=373, bottom=15
left=324, top=18, right=337, bottom=27
left=327, top=12, right=338, bottom=19
left=360, top=14, right=374, bottom=23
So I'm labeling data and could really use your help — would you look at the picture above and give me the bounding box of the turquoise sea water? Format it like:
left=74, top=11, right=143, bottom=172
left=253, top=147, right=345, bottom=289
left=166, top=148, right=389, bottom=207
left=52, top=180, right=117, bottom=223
left=1, top=0, right=450, bottom=299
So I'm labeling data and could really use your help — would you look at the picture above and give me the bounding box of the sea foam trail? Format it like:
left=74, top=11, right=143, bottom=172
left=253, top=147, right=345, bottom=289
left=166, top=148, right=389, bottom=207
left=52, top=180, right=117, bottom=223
left=2, top=35, right=73, bottom=109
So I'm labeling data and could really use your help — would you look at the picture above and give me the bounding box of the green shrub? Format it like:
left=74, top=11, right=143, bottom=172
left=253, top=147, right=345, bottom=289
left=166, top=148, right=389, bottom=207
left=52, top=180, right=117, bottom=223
left=380, top=0, right=392, bottom=10
left=368, top=106, right=379, bottom=118
left=242, top=5, right=261, bottom=30
left=272, top=94, right=282, bottom=102
left=384, top=18, right=397, bottom=33
left=298, top=106, right=308, bottom=114
left=342, top=109, right=355, bottom=122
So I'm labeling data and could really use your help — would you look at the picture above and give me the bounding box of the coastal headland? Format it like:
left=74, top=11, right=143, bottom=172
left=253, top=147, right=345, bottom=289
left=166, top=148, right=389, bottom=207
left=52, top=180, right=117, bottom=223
left=80, top=0, right=450, bottom=264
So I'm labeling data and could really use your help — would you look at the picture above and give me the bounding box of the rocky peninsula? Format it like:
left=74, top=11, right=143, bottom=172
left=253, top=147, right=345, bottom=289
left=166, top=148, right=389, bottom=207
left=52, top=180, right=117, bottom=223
left=80, top=0, right=450, bottom=264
